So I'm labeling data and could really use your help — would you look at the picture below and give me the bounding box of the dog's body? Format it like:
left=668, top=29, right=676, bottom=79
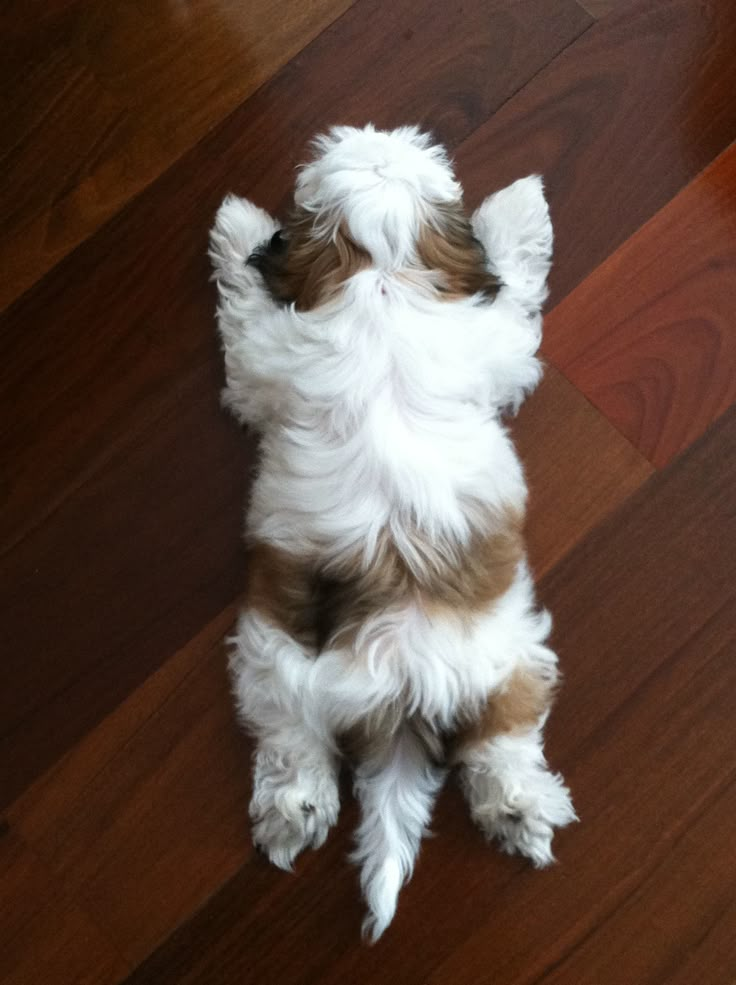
left=210, top=125, right=575, bottom=940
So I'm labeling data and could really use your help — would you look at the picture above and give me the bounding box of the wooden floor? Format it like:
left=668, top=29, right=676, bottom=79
left=2, top=1, right=735, bottom=982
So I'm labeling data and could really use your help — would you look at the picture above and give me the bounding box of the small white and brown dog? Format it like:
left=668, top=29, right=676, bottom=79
left=210, top=124, right=575, bottom=940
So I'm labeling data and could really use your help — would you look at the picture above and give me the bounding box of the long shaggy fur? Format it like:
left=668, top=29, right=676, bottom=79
left=210, top=124, right=575, bottom=941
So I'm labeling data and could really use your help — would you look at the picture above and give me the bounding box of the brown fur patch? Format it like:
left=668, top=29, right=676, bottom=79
left=340, top=703, right=404, bottom=765
left=341, top=710, right=447, bottom=768
left=244, top=542, right=320, bottom=650
left=247, top=518, right=528, bottom=769
left=325, top=508, right=525, bottom=647
left=249, top=211, right=371, bottom=311
left=417, top=202, right=500, bottom=301
left=246, top=509, right=523, bottom=655
left=251, top=199, right=498, bottom=310
left=452, top=666, right=558, bottom=759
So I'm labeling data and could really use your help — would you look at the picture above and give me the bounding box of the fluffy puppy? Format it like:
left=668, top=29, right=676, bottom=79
left=209, top=124, right=575, bottom=941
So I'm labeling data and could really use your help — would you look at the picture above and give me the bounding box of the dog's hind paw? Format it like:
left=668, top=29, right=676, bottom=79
left=250, top=766, right=339, bottom=870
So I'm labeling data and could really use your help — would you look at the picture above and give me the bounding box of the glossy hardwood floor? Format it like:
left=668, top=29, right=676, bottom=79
left=1, top=2, right=735, bottom=982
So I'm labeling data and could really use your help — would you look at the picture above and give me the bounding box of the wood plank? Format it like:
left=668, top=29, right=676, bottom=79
left=512, top=367, right=652, bottom=575
left=0, top=0, right=592, bottom=806
left=576, top=0, right=637, bottom=18
left=8, top=606, right=250, bottom=967
left=0, top=364, right=252, bottom=808
left=0, top=0, right=354, bottom=309
left=0, top=825, right=129, bottom=985
left=454, top=0, right=736, bottom=308
left=511, top=785, right=736, bottom=984
left=113, top=406, right=736, bottom=985
left=543, top=143, right=736, bottom=467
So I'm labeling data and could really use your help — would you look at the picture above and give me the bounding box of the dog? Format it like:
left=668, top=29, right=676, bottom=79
left=209, top=124, right=575, bottom=941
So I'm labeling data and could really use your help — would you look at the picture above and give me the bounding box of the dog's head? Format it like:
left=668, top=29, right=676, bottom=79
left=249, top=125, right=499, bottom=310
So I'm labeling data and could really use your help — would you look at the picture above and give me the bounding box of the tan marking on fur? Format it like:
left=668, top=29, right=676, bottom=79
left=340, top=703, right=404, bottom=764
left=341, top=711, right=447, bottom=767
left=245, top=542, right=321, bottom=650
left=325, top=507, right=525, bottom=647
left=257, top=198, right=497, bottom=308
left=258, top=211, right=371, bottom=311
left=417, top=201, right=500, bottom=300
left=246, top=508, right=523, bottom=658
left=452, top=667, right=558, bottom=759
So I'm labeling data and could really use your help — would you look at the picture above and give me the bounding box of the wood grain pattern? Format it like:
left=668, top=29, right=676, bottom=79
left=454, top=0, right=736, bottom=308
left=8, top=606, right=249, bottom=966
left=576, top=0, right=636, bottom=17
left=0, top=826, right=129, bottom=985
left=0, top=365, right=251, bottom=808
left=113, top=406, right=736, bottom=985
left=0, top=0, right=591, bottom=808
left=543, top=143, right=736, bottom=467
left=513, top=366, right=652, bottom=574
left=0, top=0, right=354, bottom=310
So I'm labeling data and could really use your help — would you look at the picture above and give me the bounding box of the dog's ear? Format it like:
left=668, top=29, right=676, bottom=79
left=417, top=202, right=500, bottom=301
left=249, top=211, right=370, bottom=311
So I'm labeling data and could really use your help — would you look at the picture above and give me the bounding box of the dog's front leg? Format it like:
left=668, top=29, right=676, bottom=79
left=210, top=195, right=286, bottom=427
left=210, top=193, right=279, bottom=294
left=472, top=174, right=553, bottom=319
left=228, top=546, right=340, bottom=870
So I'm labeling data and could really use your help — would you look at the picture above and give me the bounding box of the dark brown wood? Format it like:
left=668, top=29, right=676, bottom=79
left=454, top=0, right=736, bottom=308
left=0, top=0, right=354, bottom=310
left=0, top=365, right=251, bottom=808
left=544, top=143, right=736, bottom=466
left=576, top=0, right=636, bottom=17
left=0, top=826, right=129, bottom=985
left=0, top=0, right=591, bottom=808
left=513, top=367, right=652, bottom=574
left=8, top=606, right=250, bottom=967
left=114, top=407, right=736, bottom=985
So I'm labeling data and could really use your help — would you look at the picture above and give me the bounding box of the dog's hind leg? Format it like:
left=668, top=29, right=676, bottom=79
left=455, top=656, right=576, bottom=867
left=229, top=607, right=341, bottom=870
left=229, top=543, right=341, bottom=870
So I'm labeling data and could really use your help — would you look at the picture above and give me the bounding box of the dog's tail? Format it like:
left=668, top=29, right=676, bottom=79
left=472, top=175, right=553, bottom=318
left=351, top=723, right=445, bottom=942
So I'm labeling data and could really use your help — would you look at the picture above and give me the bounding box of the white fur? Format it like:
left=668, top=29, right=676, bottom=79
left=460, top=726, right=576, bottom=867
left=295, top=124, right=461, bottom=268
left=210, top=125, right=574, bottom=939
left=352, top=725, right=445, bottom=941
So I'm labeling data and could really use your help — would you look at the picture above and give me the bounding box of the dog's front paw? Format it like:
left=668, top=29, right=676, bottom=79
left=470, top=767, right=576, bottom=867
left=472, top=176, right=552, bottom=309
left=210, top=195, right=278, bottom=276
left=250, top=766, right=339, bottom=870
